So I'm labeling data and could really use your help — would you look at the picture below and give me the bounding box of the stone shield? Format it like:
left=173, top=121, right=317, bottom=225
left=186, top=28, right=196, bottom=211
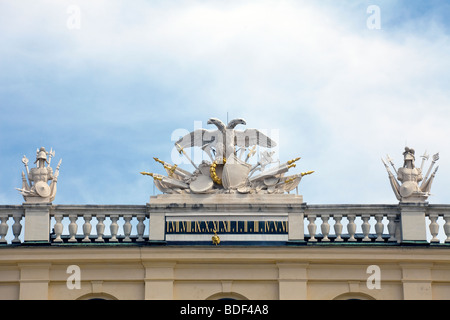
left=190, top=175, right=214, bottom=193
left=221, top=155, right=252, bottom=189
left=399, top=180, right=419, bottom=198
left=34, top=181, right=51, bottom=198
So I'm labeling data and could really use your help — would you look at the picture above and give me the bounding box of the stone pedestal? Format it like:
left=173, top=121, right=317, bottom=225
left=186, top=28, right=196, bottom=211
left=148, top=194, right=304, bottom=244
left=399, top=203, right=428, bottom=243
left=23, top=203, right=51, bottom=243
left=288, top=210, right=305, bottom=243
left=150, top=193, right=303, bottom=205
left=147, top=205, right=165, bottom=243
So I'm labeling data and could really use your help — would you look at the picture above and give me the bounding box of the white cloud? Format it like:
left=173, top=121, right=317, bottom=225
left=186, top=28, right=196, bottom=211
left=1, top=0, right=449, bottom=204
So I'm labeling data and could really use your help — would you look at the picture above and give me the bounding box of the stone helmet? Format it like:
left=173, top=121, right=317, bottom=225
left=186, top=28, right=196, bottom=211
left=402, top=147, right=416, bottom=169
left=403, top=147, right=415, bottom=161
left=34, top=147, right=48, bottom=164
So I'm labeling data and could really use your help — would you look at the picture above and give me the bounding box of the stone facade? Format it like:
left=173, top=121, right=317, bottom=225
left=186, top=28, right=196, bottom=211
left=1, top=195, right=450, bottom=300
left=1, top=246, right=450, bottom=300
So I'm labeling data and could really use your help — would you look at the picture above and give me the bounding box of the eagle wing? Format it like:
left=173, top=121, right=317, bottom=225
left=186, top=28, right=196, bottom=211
left=233, top=129, right=277, bottom=148
left=175, top=129, right=220, bottom=150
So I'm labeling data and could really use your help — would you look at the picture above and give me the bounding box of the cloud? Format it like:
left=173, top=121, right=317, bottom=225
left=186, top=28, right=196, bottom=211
left=0, top=0, right=449, bottom=204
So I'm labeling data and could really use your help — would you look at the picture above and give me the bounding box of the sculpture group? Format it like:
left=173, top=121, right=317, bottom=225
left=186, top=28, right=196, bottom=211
left=16, top=147, right=62, bottom=203
left=15, top=119, right=441, bottom=204
left=141, top=117, right=314, bottom=195
left=382, top=147, right=439, bottom=203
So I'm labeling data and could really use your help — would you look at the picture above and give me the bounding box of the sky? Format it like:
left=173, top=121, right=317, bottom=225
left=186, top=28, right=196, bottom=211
left=0, top=0, right=449, bottom=206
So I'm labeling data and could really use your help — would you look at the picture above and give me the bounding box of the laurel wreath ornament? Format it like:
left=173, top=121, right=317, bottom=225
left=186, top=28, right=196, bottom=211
left=209, top=158, right=226, bottom=185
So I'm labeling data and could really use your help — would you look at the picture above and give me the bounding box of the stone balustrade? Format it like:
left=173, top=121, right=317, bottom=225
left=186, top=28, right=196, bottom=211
left=424, top=205, right=450, bottom=243
left=0, top=203, right=450, bottom=245
left=50, top=205, right=148, bottom=243
left=303, top=204, right=401, bottom=243
left=0, top=206, right=23, bottom=244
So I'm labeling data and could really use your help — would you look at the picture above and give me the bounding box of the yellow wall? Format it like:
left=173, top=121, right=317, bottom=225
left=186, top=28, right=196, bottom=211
left=1, top=246, right=449, bottom=300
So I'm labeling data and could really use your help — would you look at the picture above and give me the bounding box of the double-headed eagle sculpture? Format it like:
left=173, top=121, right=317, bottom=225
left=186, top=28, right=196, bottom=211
left=141, top=117, right=313, bottom=194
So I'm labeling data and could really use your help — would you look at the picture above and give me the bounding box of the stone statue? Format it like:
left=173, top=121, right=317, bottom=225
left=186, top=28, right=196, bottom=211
left=141, top=117, right=314, bottom=195
left=17, top=147, right=62, bottom=203
left=382, top=147, right=439, bottom=203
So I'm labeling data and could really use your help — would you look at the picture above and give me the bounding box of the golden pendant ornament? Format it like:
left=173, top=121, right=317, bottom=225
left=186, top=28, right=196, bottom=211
left=212, top=230, right=220, bottom=245
left=210, top=157, right=226, bottom=185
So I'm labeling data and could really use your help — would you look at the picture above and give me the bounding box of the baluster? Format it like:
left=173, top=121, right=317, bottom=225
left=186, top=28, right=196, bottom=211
left=136, top=216, right=145, bottom=242
left=307, top=215, right=317, bottom=242
left=95, top=215, right=105, bottom=243
left=53, top=214, right=64, bottom=243
left=0, top=214, right=8, bottom=243
left=12, top=214, right=22, bottom=244
left=109, top=215, right=119, bottom=242
left=68, top=214, right=78, bottom=242
left=347, top=214, right=356, bottom=242
left=123, top=215, right=132, bottom=242
left=82, top=214, right=92, bottom=242
left=395, top=216, right=401, bottom=243
left=321, top=214, right=330, bottom=242
left=429, top=214, right=440, bottom=243
left=333, top=215, right=343, bottom=242
left=387, top=214, right=397, bottom=242
left=361, top=215, right=371, bottom=242
left=444, top=214, right=450, bottom=243
left=375, top=214, right=384, bottom=242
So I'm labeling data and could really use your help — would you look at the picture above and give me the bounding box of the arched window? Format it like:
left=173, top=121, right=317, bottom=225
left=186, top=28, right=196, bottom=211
left=333, top=292, right=375, bottom=300
left=206, top=292, right=249, bottom=300
left=76, top=293, right=118, bottom=300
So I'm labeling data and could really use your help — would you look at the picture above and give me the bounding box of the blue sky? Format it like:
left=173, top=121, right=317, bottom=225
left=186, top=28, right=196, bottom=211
left=0, top=0, right=449, bottom=205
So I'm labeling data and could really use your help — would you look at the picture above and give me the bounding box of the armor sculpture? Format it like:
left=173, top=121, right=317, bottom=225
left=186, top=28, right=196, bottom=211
left=17, top=147, right=62, bottom=203
left=382, top=147, right=439, bottom=203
